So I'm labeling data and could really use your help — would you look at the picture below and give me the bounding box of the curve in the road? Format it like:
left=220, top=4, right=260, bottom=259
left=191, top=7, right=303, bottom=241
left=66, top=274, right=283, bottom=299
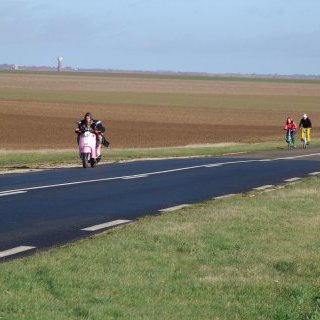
left=1, top=149, right=320, bottom=261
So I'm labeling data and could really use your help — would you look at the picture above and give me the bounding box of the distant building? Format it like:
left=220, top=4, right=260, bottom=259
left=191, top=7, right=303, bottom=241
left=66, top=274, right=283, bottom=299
left=57, top=56, right=64, bottom=72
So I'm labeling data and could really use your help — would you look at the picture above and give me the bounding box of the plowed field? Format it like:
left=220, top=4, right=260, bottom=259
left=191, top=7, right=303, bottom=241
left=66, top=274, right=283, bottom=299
left=0, top=73, right=319, bottom=149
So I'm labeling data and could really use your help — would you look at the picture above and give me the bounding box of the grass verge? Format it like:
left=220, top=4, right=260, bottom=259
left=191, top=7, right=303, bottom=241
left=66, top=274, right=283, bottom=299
left=0, top=141, right=288, bottom=171
left=0, top=177, right=320, bottom=319
left=1, top=140, right=320, bottom=172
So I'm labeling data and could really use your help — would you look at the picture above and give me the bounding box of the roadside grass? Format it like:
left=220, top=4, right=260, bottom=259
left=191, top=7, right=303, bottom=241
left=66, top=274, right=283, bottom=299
left=2, top=140, right=320, bottom=171
left=1, top=177, right=320, bottom=319
left=0, top=141, right=295, bottom=170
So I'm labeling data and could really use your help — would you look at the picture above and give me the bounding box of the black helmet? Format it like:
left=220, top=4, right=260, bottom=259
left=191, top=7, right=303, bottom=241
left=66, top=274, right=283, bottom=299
left=84, top=112, right=93, bottom=119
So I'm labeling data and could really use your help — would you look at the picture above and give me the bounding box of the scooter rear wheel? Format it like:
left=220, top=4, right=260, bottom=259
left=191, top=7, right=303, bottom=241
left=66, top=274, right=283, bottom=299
left=90, top=158, right=96, bottom=168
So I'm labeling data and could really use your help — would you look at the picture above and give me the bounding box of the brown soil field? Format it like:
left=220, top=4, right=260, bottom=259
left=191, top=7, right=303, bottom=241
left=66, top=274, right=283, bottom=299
left=0, top=73, right=319, bottom=149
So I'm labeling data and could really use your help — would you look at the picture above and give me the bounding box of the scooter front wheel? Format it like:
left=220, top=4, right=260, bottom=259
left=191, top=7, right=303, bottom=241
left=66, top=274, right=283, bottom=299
left=302, top=139, right=307, bottom=149
left=81, top=153, right=90, bottom=168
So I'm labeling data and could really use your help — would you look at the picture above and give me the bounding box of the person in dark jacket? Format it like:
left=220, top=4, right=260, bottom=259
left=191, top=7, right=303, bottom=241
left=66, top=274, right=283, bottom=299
left=75, top=112, right=106, bottom=162
left=299, top=114, right=312, bottom=144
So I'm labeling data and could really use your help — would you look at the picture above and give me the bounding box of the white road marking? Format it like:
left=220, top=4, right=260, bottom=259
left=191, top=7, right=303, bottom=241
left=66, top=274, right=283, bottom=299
left=0, top=152, right=319, bottom=195
left=309, top=172, right=320, bottom=176
left=204, top=163, right=223, bottom=168
left=160, top=204, right=191, bottom=212
left=284, top=177, right=302, bottom=182
left=214, top=194, right=237, bottom=200
left=81, top=219, right=132, bottom=232
left=254, top=185, right=274, bottom=191
left=0, top=191, right=27, bottom=197
left=0, top=164, right=209, bottom=195
left=271, top=153, right=320, bottom=161
left=0, top=246, right=36, bottom=258
left=121, top=174, right=149, bottom=180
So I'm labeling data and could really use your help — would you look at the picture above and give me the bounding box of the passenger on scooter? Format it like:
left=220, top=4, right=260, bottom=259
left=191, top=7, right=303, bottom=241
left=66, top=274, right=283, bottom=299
left=75, top=112, right=106, bottom=162
left=299, top=114, right=312, bottom=145
left=284, top=116, right=297, bottom=147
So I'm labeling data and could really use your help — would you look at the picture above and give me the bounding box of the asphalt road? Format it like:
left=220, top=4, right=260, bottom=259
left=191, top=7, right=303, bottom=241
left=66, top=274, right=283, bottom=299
left=1, top=148, right=320, bottom=261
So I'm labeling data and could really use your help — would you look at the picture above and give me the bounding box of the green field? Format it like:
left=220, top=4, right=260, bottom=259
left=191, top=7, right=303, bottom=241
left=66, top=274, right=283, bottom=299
left=0, top=177, right=320, bottom=319
left=1, top=69, right=320, bottom=84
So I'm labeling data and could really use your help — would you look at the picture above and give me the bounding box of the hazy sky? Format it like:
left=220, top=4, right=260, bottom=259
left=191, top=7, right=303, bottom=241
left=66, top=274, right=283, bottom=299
left=1, top=0, right=319, bottom=74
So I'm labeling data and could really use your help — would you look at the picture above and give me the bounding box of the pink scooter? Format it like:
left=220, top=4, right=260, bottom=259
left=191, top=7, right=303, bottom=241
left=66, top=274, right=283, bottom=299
left=78, top=128, right=98, bottom=168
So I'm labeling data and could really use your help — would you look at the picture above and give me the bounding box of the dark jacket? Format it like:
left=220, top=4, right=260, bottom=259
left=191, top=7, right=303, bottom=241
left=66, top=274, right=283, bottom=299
left=299, top=118, right=312, bottom=129
left=76, top=119, right=105, bottom=134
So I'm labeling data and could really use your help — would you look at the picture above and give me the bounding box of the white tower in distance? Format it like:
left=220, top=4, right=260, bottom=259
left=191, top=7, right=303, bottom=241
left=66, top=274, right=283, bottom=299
left=57, top=56, right=64, bottom=72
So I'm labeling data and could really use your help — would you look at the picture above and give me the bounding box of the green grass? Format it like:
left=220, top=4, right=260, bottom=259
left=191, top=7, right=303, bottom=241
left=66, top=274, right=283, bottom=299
left=2, top=140, right=320, bottom=171
left=1, top=69, right=320, bottom=84
left=0, top=141, right=292, bottom=170
left=1, top=176, right=320, bottom=319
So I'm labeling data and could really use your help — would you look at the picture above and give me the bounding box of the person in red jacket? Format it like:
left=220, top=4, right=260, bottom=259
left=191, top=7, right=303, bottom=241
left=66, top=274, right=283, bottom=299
left=284, top=116, right=297, bottom=147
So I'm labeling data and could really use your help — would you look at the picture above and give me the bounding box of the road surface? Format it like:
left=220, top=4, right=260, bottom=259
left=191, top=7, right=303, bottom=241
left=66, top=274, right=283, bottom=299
left=1, top=148, right=319, bottom=260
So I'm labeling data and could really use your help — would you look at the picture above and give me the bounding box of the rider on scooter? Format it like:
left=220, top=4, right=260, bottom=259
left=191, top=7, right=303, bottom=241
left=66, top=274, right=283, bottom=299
left=75, top=112, right=106, bottom=162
